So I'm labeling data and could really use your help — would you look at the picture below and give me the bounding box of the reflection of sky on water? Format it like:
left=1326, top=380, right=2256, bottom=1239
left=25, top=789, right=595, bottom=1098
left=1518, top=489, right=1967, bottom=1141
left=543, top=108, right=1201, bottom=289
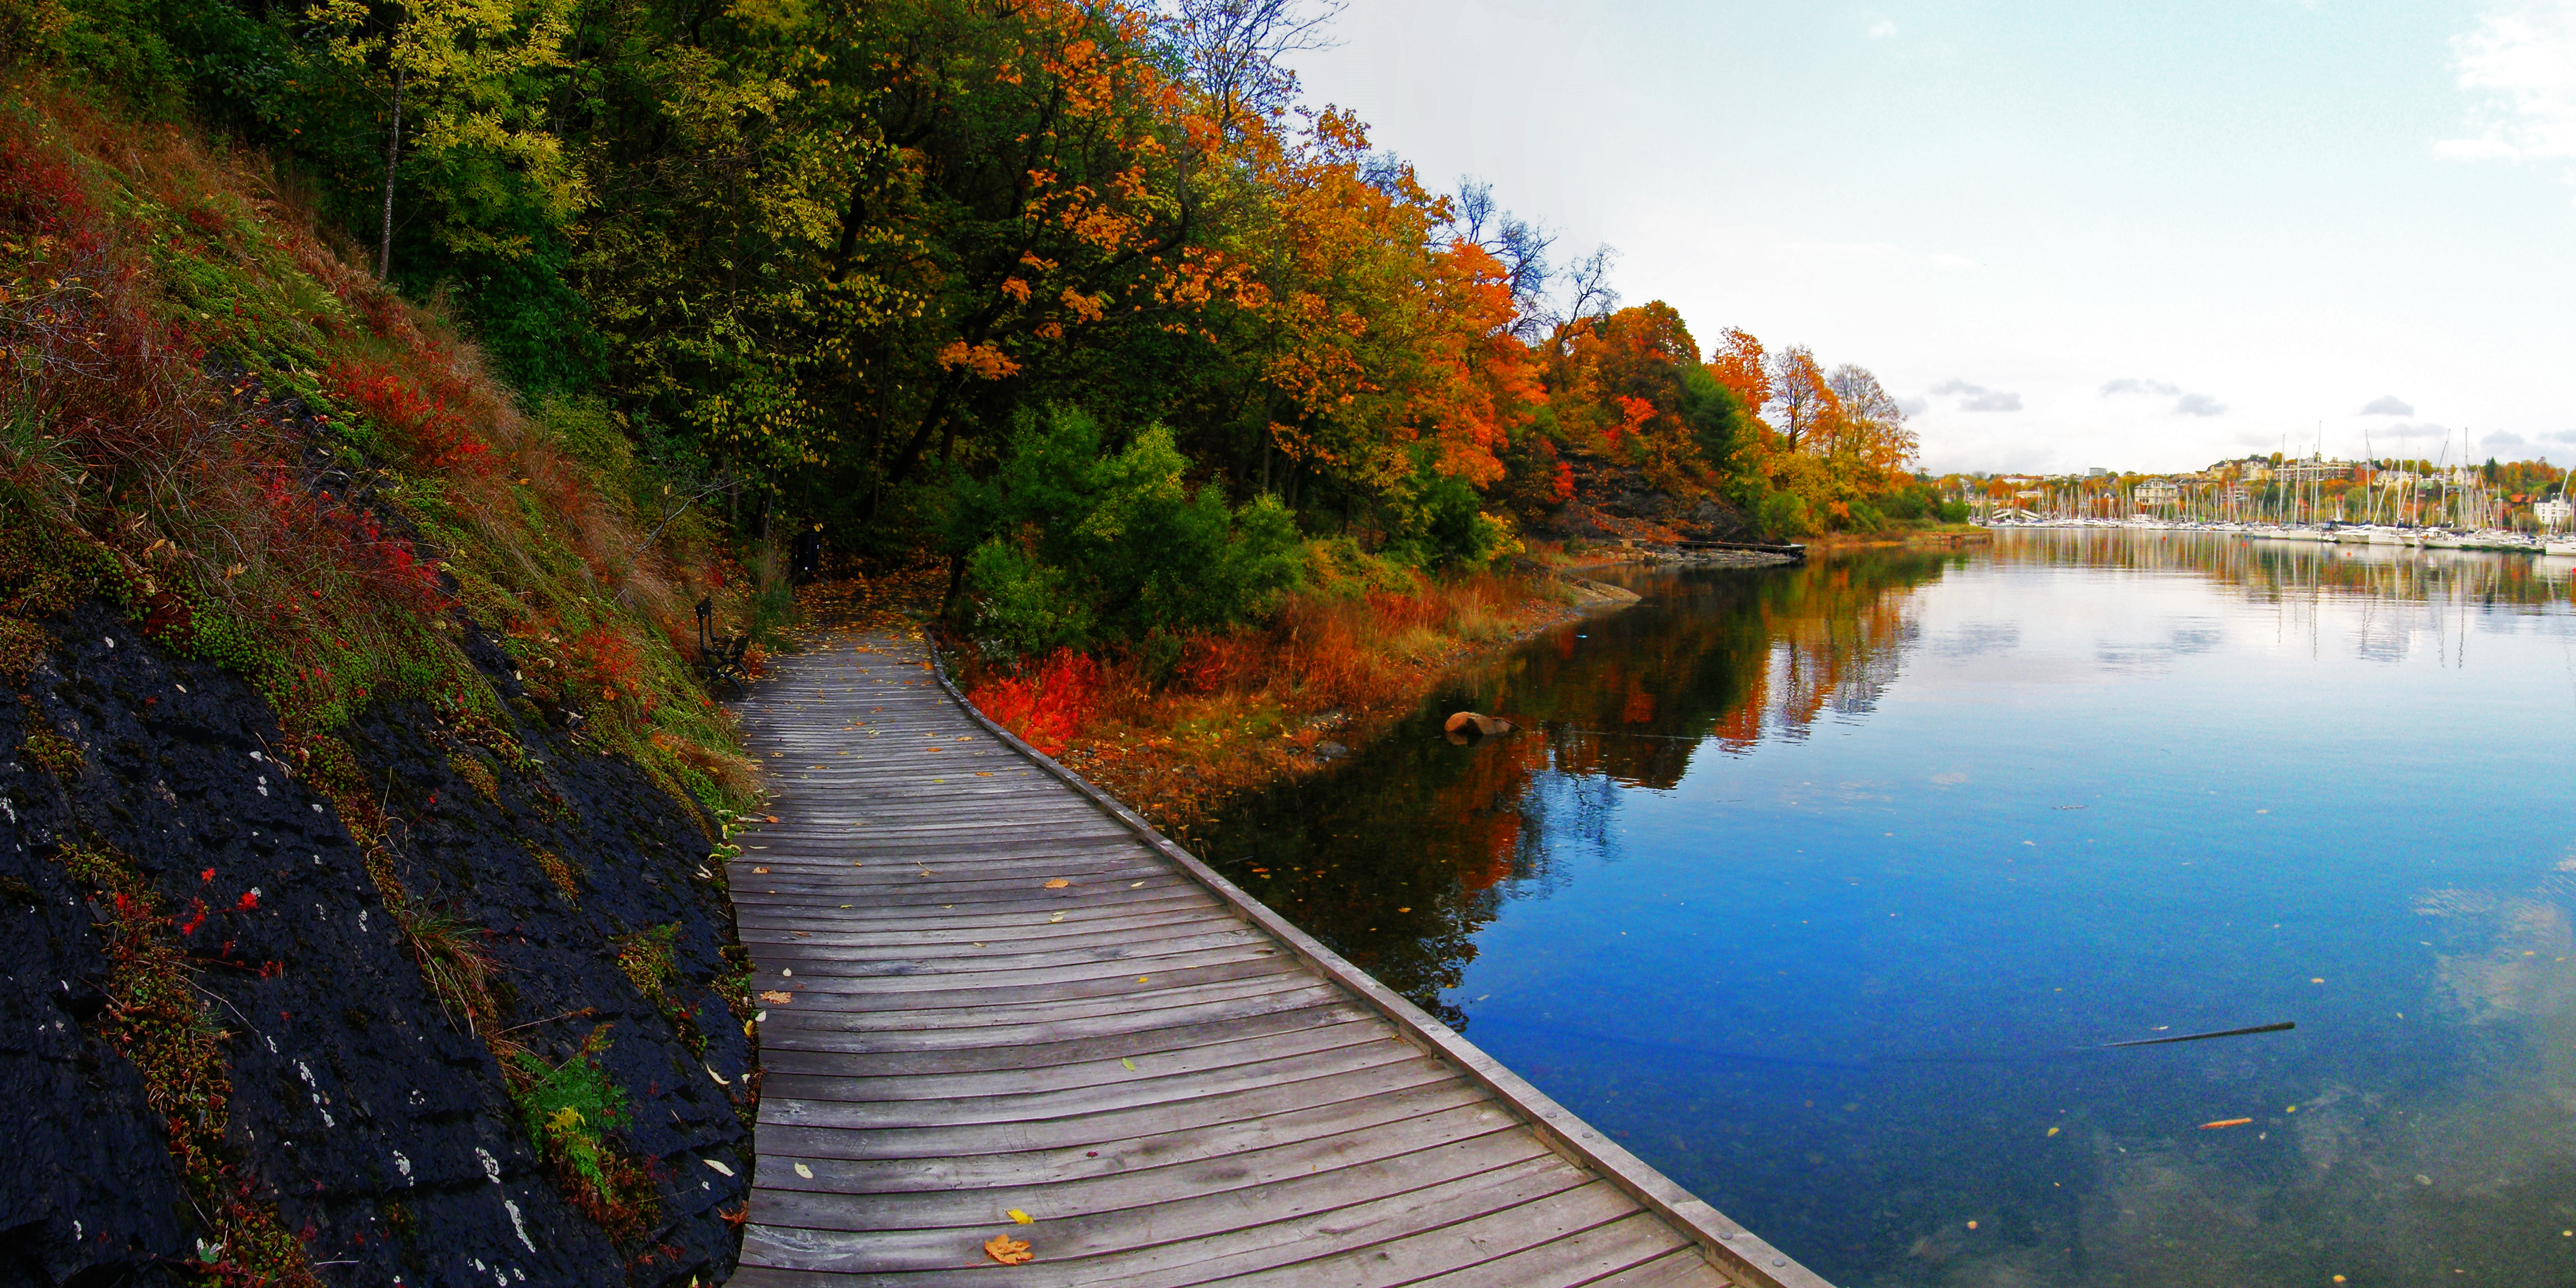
left=1199, top=531, right=2576, bottom=1288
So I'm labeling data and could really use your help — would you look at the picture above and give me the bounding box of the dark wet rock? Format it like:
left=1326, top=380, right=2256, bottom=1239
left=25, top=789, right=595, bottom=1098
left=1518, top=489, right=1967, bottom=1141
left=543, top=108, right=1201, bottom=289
left=1, top=601, right=751, bottom=1287
left=1524, top=449, right=1759, bottom=544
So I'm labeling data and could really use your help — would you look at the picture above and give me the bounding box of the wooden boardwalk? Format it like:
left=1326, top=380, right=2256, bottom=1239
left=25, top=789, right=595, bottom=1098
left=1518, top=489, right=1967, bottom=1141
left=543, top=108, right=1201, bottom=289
left=724, top=628, right=1828, bottom=1288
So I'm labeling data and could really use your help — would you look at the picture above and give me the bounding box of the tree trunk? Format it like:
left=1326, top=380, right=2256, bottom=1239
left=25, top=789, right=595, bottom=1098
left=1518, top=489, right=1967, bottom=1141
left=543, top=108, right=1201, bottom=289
left=378, top=64, right=406, bottom=281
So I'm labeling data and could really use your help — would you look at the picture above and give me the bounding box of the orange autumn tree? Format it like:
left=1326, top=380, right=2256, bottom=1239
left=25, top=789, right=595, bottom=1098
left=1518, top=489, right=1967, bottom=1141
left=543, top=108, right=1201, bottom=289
left=1201, top=105, right=1541, bottom=528
left=1518, top=302, right=1753, bottom=499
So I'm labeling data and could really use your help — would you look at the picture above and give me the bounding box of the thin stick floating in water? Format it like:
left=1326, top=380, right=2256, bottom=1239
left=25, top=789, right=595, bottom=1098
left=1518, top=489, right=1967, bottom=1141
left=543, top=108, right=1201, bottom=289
left=2097, top=1021, right=2295, bottom=1049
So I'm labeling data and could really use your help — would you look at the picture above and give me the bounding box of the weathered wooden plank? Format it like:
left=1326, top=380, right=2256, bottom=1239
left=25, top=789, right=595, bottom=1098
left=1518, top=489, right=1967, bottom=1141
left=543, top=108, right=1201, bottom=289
left=1580, top=1248, right=1740, bottom=1288
left=747, top=956, right=1306, bottom=1016
left=755, top=984, right=1341, bottom=1057
left=748, top=1117, right=1540, bottom=1233
left=726, top=627, right=1825, bottom=1288
left=1191, top=1179, right=1643, bottom=1288
left=748, top=972, right=1323, bottom=1037
left=745, top=941, right=1286, bottom=993
left=755, top=998, right=1365, bottom=1077
left=751, top=1057, right=1466, bottom=1161
left=740, top=906, right=1243, bottom=950
left=746, top=928, right=1273, bottom=976
left=725, top=870, right=1185, bottom=903
left=744, top=1081, right=1495, bottom=1194
left=1402, top=1212, right=1702, bottom=1287
left=740, top=908, right=1240, bottom=946
left=726, top=878, right=1199, bottom=912
left=757, top=1039, right=1433, bottom=1129
left=757, top=1016, right=1387, bottom=1104
left=740, top=1149, right=1587, bottom=1276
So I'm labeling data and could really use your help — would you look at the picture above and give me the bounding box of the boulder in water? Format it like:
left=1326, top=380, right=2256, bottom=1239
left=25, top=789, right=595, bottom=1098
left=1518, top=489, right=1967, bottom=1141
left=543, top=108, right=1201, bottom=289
left=1444, top=711, right=1516, bottom=740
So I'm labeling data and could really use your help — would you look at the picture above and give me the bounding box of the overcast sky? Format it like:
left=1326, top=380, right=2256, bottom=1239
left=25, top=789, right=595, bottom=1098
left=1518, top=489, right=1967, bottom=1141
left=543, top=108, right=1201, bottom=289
left=1290, top=0, right=2576, bottom=475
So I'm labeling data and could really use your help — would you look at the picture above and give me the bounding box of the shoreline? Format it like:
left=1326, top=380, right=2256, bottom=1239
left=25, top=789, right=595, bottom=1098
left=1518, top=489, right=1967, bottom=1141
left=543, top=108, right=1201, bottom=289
left=789, top=536, right=1962, bottom=837
left=1056, top=566, right=1649, bottom=834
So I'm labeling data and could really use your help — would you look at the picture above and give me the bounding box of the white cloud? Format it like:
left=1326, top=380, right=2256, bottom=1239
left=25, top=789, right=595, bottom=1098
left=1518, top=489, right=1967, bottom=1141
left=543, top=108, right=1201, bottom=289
left=1867, top=18, right=1899, bottom=38
left=2435, top=135, right=2527, bottom=160
left=2359, top=395, right=2415, bottom=415
left=1929, top=379, right=2023, bottom=412
left=2440, top=1, right=2576, bottom=168
left=2105, top=378, right=2226, bottom=417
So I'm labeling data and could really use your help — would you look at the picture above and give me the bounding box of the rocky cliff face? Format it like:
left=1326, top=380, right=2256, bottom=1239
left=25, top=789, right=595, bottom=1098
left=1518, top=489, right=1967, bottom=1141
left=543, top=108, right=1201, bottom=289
left=2, top=601, right=754, bottom=1288
left=1530, top=447, right=1760, bottom=545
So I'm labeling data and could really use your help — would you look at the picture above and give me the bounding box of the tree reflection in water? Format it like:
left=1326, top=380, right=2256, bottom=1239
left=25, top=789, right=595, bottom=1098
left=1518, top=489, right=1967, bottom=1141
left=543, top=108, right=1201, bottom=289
left=1192, top=531, right=2576, bottom=1288
left=1196, top=549, right=1964, bottom=1024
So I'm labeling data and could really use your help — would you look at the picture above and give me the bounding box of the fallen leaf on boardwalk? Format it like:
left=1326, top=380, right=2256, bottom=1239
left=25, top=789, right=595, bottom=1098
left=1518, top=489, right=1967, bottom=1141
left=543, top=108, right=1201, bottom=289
left=1049, top=913, right=1066, bottom=923
left=1043, top=879, right=1071, bottom=889
left=767, top=815, right=780, bottom=823
left=1135, top=976, right=1149, bottom=983
left=1120, top=1058, right=1136, bottom=1071
left=2199, top=1118, right=2253, bottom=1130
left=1008, top=1209, right=1034, bottom=1225
left=704, top=1159, right=735, bottom=1177
left=794, top=1163, right=813, bottom=1179
left=759, top=990, right=793, bottom=1005
left=2045, top=1126, right=2059, bottom=1137
left=984, top=1235, right=1033, bottom=1266
left=753, top=867, right=769, bottom=874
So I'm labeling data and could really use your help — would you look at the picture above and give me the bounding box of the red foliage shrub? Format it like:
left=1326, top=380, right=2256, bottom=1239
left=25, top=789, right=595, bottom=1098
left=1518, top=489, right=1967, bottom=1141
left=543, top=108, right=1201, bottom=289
left=1177, top=633, right=1261, bottom=694
left=569, top=625, right=645, bottom=704
left=1363, top=589, right=1455, bottom=633
left=0, top=129, right=95, bottom=237
left=969, top=649, right=1102, bottom=755
left=327, top=357, right=492, bottom=474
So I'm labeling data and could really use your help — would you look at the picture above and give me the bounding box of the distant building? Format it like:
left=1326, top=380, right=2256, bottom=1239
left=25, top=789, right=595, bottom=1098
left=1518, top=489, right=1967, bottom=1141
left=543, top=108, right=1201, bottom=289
left=2134, top=479, right=2180, bottom=506
left=2275, top=456, right=2355, bottom=485
left=2538, top=498, right=2574, bottom=526
left=2087, top=467, right=2110, bottom=478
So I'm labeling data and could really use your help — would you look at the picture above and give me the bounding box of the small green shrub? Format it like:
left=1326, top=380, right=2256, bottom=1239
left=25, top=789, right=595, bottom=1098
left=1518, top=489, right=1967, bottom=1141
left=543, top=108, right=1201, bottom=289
left=1758, top=491, right=1814, bottom=538
left=947, top=406, right=1303, bottom=659
left=1384, top=462, right=1505, bottom=570
left=509, top=1032, right=632, bottom=1210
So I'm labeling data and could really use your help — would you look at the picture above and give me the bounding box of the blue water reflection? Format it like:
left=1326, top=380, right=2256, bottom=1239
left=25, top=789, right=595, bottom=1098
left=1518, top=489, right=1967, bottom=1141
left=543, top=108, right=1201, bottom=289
left=1196, top=530, right=2576, bottom=1288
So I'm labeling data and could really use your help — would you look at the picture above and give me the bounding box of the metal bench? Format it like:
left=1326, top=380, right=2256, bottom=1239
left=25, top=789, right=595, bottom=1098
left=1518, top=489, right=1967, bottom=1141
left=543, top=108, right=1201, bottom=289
left=695, top=597, right=749, bottom=699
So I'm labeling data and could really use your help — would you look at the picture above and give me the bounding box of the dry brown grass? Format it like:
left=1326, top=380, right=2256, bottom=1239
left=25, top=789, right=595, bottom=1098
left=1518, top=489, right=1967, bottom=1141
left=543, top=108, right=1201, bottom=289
left=958, top=570, right=1590, bottom=832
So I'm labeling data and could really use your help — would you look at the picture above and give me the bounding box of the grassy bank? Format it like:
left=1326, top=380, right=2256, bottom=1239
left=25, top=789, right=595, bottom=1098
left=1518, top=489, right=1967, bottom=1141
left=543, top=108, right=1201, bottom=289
left=925, top=560, right=1631, bottom=834
left=0, top=78, right=773, bottom=1280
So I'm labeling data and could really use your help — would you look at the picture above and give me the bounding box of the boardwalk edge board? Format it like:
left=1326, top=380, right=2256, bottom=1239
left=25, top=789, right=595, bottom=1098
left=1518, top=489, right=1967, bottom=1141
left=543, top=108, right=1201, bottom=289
left=919, top=628, right=1834, bottom=1288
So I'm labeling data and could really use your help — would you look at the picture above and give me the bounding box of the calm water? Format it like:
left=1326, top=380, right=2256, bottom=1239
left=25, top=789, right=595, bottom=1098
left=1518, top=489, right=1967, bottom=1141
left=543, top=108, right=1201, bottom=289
left=1197, top=530, right=2576, bottom=1288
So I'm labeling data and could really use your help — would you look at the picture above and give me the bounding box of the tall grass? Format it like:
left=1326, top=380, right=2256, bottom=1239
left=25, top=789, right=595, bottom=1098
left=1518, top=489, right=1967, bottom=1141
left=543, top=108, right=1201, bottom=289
left=0, top=87, right=755, bottom=806
left=961, top=567, right=1562, bottom=812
